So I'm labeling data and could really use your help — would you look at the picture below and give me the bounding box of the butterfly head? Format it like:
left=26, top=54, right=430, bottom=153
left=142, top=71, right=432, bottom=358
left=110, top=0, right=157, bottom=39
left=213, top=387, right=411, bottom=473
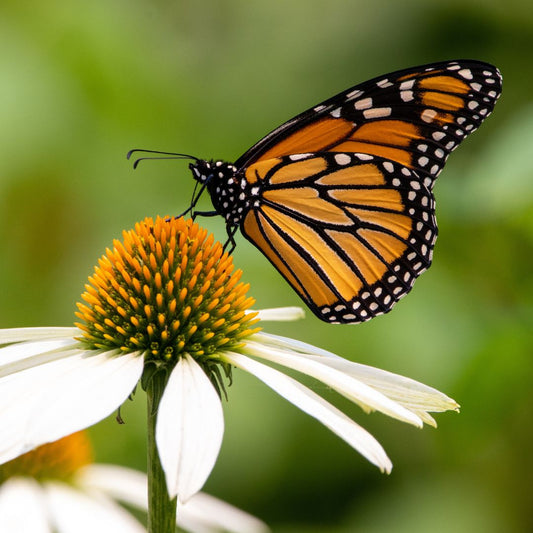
left=190, top=159, right=246, bottom=225
left=189, top=159, right=235, bottom=185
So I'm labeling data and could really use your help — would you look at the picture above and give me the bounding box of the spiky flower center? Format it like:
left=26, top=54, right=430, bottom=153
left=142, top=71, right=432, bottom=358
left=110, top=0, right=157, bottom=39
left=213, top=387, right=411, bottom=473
left=0, top=432, right=92, bottom=484
left=75, top=217, right=259, bottom=375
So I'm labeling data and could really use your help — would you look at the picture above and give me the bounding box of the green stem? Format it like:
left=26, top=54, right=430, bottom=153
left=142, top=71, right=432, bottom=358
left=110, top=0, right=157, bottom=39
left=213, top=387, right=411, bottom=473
left=146, top=371, right=177, bottom=533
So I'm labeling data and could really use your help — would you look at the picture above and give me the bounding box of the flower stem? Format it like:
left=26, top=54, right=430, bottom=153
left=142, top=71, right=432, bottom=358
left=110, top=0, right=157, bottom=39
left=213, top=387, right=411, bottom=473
left=146, top=370, right=177, bottom=533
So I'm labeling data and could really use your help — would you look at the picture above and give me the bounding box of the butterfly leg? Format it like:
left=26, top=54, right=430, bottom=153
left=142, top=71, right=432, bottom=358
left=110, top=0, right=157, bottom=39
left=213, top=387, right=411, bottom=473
left=222, top=224, right=238, bottom=254
left=177, top=181, right=209, bottom=218
left=166, top=209, right=217, bottom=223
left=192, top=210, right=218, bottom=221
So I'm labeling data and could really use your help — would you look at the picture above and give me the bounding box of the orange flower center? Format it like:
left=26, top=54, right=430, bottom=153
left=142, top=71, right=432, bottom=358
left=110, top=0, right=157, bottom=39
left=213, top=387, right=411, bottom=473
left=75, top=217, right=260, bottom=367
left=0, top=432, right=92, bottom=483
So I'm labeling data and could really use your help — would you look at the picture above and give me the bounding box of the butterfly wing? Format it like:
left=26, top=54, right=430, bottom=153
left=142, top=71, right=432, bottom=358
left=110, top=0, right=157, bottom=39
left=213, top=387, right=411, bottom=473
left=233, top=60, right=501, bottom=323
left=240, top=152, right=436, bottom=323
left=235, top=60, right=502, bottom=190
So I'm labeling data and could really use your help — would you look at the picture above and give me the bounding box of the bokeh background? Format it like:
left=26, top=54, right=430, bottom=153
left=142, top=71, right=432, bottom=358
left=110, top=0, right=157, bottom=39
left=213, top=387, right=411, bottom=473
left=1, top=1, right=532, bottom=531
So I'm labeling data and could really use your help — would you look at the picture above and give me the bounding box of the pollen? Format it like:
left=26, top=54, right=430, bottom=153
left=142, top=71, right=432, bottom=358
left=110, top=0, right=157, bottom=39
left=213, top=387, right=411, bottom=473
left=0, top=431, right=92, bottom=483
left=75, top=217, right=260, bottom=365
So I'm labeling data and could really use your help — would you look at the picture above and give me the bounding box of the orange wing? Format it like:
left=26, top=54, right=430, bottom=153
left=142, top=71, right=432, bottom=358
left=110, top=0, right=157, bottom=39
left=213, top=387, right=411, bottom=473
left=240, top=152, right=436, bottom=323
left=186, top=60, right=501, bottom=323
left=235, top=60, right=502, bottom=190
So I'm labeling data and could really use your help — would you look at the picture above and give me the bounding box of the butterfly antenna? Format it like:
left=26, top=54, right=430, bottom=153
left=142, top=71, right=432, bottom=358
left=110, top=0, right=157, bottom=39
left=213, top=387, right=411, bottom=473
left=127, top=149, right=199, bottom=169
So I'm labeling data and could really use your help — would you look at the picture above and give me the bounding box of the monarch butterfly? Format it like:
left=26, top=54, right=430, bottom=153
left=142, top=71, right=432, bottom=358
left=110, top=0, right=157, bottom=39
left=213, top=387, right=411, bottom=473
left=129, top=60, right=502, bottom=324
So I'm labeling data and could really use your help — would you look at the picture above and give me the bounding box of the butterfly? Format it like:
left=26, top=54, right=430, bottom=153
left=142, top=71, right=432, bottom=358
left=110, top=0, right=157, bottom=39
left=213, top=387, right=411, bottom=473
left=129, top=60, right=502, bottom=324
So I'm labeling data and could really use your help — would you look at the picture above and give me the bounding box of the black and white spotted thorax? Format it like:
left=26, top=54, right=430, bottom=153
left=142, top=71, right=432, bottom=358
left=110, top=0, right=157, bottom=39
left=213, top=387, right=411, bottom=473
left=190, top=159, right=257, bottom=226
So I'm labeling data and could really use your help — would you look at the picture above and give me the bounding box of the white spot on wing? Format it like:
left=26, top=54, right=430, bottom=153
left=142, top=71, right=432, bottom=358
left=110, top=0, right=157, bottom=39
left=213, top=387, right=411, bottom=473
left=346, top=89, right=364, bottom=99
left=334, top=153, right=351, bottom=165
left=363, top=107, right=392, bottom=119
left=377, top=79, right=393, bottom=88
left=400, top=80, right=415, bottom=90
left=354, top=97, right=373, bottom=110
left=421, top=109, right=437, bottom=123
left=458, top=68, right=473, bottom=80
left=289, top=153, right=312, bottom=161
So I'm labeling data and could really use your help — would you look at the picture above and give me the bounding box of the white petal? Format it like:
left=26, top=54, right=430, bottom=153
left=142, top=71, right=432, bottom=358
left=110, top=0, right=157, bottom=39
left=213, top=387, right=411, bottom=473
left=0, top=478, right=51, bottom=533
left=178, top=492, right=270, bottom=533
left=44, top=482, right=145, bottom=533
left=0, top=339, right=79, bottom=378
left=156, top=354, right=224, bottom=501
left=223, top=352, right=392, bottom=473
left=302, top=355, right=459, bottom=414
left=255, top=332, right=459, bottom=416
left=410, top=409, right=438, bottom=428
left=78, top=465, right=269, bottom=533
left=244, top=340, right=422, bottom=427
left=0, top=327, right=79, bottom=344
left=252, top=307, right=305, bottom=322
left=0, top=349, right=144, bottom=464
left=252, top=332, right=337, bottom=357
left=76, top=464, right=147, bottom=509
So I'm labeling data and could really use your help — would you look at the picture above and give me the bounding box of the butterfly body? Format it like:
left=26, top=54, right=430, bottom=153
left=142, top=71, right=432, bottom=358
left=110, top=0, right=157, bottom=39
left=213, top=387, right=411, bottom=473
left=184, top=60, right=502, bottom=324
left=190, top=160, right=245, bottom=225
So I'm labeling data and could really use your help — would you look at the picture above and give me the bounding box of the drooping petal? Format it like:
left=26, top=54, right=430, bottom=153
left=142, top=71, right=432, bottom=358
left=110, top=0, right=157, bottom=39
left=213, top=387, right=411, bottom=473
left=177, top=492, right=270, bottom=533
left=300, top=355, right=459, bottom=415
left=78, top=464, right=270, bottom=533
left=253, top=332, right=459, bottom=419
left=251, top=331, right=342, bottom=357
left=411, top=409, right=438, bottom=428
left=76, top=464, right=147, bottom=509
left=253, top=307, right=305, bottom=322
left=328, top=359, right=459, bottom=411
left=0, top=349, right=144, bottom=464
left=0, top=339, right=79, bottom=378
left=223, top=352, right=392, bottom=473
left=44, top=481, right=145, bottom=533
left=0, top=328, right=79, bottom=344
left=0, top=478, right=51, bottom=533
left=156, top=354, right=224, bottom=502
left=244, top=340, right=423, bottom=427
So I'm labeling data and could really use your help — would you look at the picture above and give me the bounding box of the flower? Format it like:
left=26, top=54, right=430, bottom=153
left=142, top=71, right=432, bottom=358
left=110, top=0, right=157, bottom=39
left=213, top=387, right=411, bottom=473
left=0, top=431, right=268, bottom=533
left=0, top=216, right=458, bottom=503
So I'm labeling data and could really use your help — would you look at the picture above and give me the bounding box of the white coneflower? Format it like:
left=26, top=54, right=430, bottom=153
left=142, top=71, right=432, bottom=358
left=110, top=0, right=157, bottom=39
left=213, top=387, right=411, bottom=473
left=0, top=431, right=268, bottom=533
left=0, top=216, right=458, bottom=526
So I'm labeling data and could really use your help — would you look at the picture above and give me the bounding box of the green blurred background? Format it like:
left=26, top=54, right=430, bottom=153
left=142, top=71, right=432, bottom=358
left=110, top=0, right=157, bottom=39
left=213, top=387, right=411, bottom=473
left=1, top=1, right=532, bottom=531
